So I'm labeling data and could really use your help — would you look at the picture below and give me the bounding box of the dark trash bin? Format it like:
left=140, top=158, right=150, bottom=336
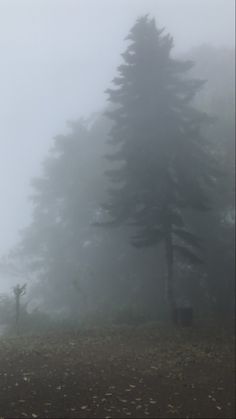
left=173, top=307, right=193, bottom=327
left=180, top=307, right=193, bottom=327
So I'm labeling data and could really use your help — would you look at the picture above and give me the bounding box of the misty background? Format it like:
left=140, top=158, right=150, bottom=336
left=0, top=0, right=235, bottom=296
left=0, top=4, right=235, bottom=416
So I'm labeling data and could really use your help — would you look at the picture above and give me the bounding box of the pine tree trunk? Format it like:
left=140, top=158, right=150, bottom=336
left=165, top=233, right=176, bottom=323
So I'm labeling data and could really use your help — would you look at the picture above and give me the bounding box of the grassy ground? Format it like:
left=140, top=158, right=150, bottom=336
left=0, top=324, right=235, bottom=418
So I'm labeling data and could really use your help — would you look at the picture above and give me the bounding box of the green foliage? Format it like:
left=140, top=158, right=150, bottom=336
left=104, top=16, right=214, bottom=317
left=9, top=20, right=234, bottom=322
left=16, top=116, right=110, bottom=314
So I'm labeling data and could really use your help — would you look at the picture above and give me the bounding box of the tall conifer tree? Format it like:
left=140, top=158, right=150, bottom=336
left=104, top=16, right=214, bottom=320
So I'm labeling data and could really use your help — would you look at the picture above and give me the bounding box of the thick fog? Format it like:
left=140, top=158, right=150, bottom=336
left=0, top=0, right=235, bottom=295
left=0, top=4, right=235, bottom=417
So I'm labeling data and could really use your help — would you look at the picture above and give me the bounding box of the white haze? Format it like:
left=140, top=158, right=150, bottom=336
left=0, top=0, right=235, bottom=292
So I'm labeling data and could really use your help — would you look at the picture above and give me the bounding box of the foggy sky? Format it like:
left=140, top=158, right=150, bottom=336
left=0, top=0, right=235, bottom=291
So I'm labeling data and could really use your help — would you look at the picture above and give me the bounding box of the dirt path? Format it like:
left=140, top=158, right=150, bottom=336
left=0, top=325, right=235, bottom=418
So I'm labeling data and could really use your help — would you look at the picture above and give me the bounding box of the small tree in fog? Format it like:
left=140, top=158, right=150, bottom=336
left=13, top=283, right=27, bottom=334
left=104, top=16, right=215, bottom=322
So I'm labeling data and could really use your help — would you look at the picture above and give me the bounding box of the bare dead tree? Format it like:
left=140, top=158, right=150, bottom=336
left=13, top=283, right=27, bottom=334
